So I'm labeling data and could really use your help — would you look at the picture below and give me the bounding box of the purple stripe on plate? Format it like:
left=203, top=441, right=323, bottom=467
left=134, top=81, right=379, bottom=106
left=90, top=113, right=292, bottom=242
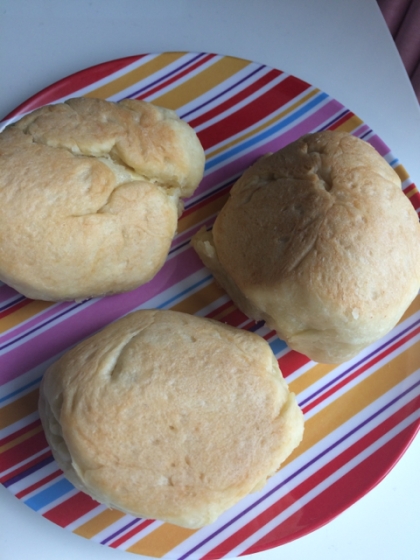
left=0, top=285, right=21, bottom=304
left=180, top=64, right=266, bottom=120
left=0, top=295, right=26, bottom=314
left=0, top=246, right=202, bottom=385
left=100, top=518, right=143, bottom=546
left=126, top=53, right=206, bottom=100
left=3, top=455, right=55, bottom=489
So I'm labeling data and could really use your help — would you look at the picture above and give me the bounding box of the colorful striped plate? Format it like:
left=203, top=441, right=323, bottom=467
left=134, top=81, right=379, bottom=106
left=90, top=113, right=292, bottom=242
left=1, top=52, right=419, bottom=559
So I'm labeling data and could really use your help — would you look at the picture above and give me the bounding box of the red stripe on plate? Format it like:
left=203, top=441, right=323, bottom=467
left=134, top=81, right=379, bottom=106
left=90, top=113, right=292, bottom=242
left=196, top=75, right=310, bottom=150
left=109, top=519, right=156, bottom=549
left=262, top=330, right=277, bottom=341
left=188, top=68, right=283, bottom=129
left=0, top=298, right=33, bottom=319
left=15, top=469, right=62, bottom=499
left=0, top=450, right=52, bottom=485
left=328, top=111, right=354, bottom=130
left=0, top=419, right=40, bottom=448
left=278, top=350, right=310, bottom=377
left=206, top=301, right=233, bottom=320
left=218, top=308, right=249, bottom=328
left=403, top=183, right=416, bottom=195
left=2, top=56, right=146, bottom=121
left=0, top=430, right=48, bottom=472
left=408, top=191, right=420, bottom=212
left=43, top=491, right=99, bottom=527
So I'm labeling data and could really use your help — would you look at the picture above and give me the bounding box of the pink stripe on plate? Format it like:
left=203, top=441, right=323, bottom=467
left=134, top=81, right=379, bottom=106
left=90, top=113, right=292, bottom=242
left=351, top=123, right=371, bottom=138
left=365, top=133, right=391, bottom=157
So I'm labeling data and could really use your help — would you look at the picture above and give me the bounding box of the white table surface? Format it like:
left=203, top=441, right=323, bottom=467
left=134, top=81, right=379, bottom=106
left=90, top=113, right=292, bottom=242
left=1, top=1, right=419, bottom=559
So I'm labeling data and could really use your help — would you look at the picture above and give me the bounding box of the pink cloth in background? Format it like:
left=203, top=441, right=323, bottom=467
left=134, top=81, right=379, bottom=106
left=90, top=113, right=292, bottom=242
left=377, top=0, right=420, bottom=102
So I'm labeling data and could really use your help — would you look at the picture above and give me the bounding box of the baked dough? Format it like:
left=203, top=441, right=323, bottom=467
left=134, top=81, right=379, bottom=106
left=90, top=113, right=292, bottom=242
left=0, top=97, right=205, bottom=301
left=38, top=309, right=304, bottom=528
left=192, top=131, right=420, bottom=363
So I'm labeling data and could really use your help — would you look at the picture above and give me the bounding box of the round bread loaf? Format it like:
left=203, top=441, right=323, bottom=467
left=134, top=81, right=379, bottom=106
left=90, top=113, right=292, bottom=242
left=192, top=131, right=420, bottom=363
left=0, top=97, right=205, bottom=301
left=38, top=309, right=304, bottom=528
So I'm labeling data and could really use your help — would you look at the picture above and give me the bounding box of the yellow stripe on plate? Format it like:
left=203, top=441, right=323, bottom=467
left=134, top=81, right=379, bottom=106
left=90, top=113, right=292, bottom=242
left=0, top=424, right=43, bottom=454
left=288, top=363, right=337, bottom=396
left=0, top=300, right=53, bottom=334
left=333, top=114, right=364, bottom=133
left=84, top=53, right=186, bottom=100
left=394, top=163, right=410, bottom=183
left=153, top=56, right=251, bottom=111
left=73, top=509, right=126, bottom=539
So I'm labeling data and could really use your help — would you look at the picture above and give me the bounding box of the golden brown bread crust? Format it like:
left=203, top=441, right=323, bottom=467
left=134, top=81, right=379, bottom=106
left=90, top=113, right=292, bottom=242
left=0, top=98, right=205, bottom=301
left=192, top=131, right=420, bottom=363
left=38, top=309, right=304, bottom=528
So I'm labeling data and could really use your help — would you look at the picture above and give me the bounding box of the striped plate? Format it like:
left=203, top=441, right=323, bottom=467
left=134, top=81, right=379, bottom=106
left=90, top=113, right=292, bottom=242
left=1, top=52, right=419, bottom=559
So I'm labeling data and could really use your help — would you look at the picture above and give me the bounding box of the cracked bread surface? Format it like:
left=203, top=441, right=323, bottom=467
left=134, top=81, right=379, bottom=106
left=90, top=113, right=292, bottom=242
left=38, top=309, right=304, bottom=528
left=0, top=97, right=205, bottom=301
left=192, top=131, right=420, bottom=363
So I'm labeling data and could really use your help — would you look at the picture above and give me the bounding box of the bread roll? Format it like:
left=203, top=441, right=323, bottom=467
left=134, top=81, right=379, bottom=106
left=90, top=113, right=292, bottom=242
left=192, top=131, right=420, bottom=363
left=38, top=309, right=304, bottom=528
left=0, top=97, right=205, bottom=301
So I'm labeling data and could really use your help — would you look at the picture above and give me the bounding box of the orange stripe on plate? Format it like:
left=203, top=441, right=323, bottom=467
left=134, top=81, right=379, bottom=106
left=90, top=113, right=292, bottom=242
left=177, top=192, right=229, bottom=234
left=153, top=56, right=251, bottom=111
left=288, top=363, right=337, bottom=396
left=0, top=300, right=54, bottom=333
left=126, top=523, right=196, bottom=557
left=170, top=281, right=226, bottom=315
left=333, top=114, right=364, bottom=133
left=0, top=389, right=39, bottom=430
left=73, top=509, right=126, bottom=539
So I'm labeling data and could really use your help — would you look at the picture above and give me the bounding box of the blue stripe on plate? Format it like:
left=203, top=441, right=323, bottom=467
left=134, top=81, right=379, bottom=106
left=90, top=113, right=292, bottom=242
left=24, top=477, right=75, bottom=512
